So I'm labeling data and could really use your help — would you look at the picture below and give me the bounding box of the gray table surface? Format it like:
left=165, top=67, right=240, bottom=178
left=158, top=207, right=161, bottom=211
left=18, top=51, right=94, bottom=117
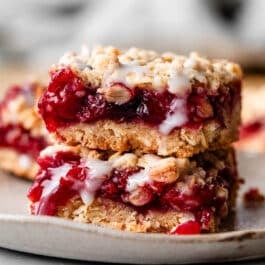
left=0, top=248, right=264, bottom=265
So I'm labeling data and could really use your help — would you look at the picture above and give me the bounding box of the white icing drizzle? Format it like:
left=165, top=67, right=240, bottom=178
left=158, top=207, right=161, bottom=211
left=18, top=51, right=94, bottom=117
left=168, top=73, right=190, bottom=95
left=40, top=148, right=184, bottom=206
left=159, top=98, right=188, bottom=135
left=152, top=75, right=164, bottom=89
left=57, top=47, right=241, bottom=96
left=59, top=51, right=91, bottom=71
left=42, top=163, right=73, bottom=197
left=105, top=63, right=148, bottom=88
left=81, top=158, right=112, bottom=178
left=79, top=158, right=113, bottom=204
left=126, top=155, right=159, bottom=192
left=40, top=155, right=113, bottom=205
left=18, top=155, right=32, bottom=170
left=183, top=57, right=198, bottom=69
left=126, top=169, right=151, bottom=192
left=40, top=149, right=160, bottom=201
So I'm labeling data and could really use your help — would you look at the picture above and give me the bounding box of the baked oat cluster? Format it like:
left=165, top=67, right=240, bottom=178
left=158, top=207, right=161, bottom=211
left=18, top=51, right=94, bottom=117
left=55, top=46, right=242, bottom=92
left=27, top=46, right=242, bottom=234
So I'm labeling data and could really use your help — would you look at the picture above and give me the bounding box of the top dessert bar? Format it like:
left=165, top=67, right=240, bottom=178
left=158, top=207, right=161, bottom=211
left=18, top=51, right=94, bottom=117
left=39, top=46, right=242, bottom=157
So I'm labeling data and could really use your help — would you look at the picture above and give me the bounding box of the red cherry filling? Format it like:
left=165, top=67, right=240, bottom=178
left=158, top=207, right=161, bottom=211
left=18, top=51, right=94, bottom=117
left=170, top=220, right=201, bottom=235
left=28, top=150, right=237, bottom=231
left=99, top=168, right=141, bottom=199
left=39, top=68, right=241, bottom=132
left=28, top=151, right=80, bottom=215
left=0, top=124, right=47, bottom=158
left=160, top=183, right=216, bottom=212
left=39, top=68, right=87, bottom=131
left=135, top=89, right=173, bottom=124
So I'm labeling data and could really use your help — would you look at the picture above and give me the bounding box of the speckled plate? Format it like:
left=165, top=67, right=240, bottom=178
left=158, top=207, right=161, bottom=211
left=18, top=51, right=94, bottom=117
left=0, top=151, right=264, bottom=264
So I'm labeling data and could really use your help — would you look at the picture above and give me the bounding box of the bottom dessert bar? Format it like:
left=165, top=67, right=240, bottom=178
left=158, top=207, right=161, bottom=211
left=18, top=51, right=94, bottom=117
left=0, top=83, right=48, bottom=179
left=28, top=146, right=239, bottom=234
left=0, top=146, right=39, bottom=180
left=0, top=125, right=47, bottom=179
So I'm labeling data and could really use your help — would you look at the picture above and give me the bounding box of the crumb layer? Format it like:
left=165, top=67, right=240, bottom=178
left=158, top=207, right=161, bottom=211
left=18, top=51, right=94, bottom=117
left=56, top=104, right=240, bottom=156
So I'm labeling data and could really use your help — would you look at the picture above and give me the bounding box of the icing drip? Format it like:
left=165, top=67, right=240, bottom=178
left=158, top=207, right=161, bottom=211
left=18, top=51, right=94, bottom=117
left=159, top=98, right=188, bottom=135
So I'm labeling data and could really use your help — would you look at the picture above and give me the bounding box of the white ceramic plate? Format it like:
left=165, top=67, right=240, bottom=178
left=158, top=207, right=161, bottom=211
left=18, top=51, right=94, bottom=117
left=0, top=151, right=264, bottom=264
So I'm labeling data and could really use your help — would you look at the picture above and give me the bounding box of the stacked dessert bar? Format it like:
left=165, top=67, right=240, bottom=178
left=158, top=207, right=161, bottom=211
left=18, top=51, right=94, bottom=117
left=0, top=83, right=49, bottom=179
left=28, top=46, right=242, bottom=234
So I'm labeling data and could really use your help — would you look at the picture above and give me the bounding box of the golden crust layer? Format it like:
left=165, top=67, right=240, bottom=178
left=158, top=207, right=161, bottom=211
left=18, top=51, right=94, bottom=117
left=58, top=197, right=216, bottom=233
left=55, top=102, right=240, bottom=156
left=57, top=187, right=237, bottom=233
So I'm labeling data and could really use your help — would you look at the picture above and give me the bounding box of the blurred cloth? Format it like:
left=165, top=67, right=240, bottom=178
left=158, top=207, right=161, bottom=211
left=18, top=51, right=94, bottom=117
left=0, top=0, right=265, bottom=67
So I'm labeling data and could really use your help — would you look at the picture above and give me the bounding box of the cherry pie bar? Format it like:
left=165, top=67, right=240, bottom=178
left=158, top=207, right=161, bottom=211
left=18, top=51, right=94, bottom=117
left=39, top=47, right=242, bottom=157
left=235, top=82, right=265, bottom=153
left=235, top=118, right=265, bottom=152
left=28, top=145, right=239, bottom=234
left=27, top=46, right=242, bottom=234
left=0, top=83, right=49, bottom=179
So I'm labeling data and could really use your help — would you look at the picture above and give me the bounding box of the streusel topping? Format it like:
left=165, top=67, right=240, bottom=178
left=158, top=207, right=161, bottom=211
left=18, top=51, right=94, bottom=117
left=54, top=46, right=242, bottom=92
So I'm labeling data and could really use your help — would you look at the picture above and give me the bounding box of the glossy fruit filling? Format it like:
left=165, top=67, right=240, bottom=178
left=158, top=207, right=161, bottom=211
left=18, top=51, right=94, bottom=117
left=170, top=220, right=201, bottom=235
left=39, top=68, right=241, bottom=133
left=0, top=124, right=47, bottom=158
left=28, top=150, right=237, bottom=232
